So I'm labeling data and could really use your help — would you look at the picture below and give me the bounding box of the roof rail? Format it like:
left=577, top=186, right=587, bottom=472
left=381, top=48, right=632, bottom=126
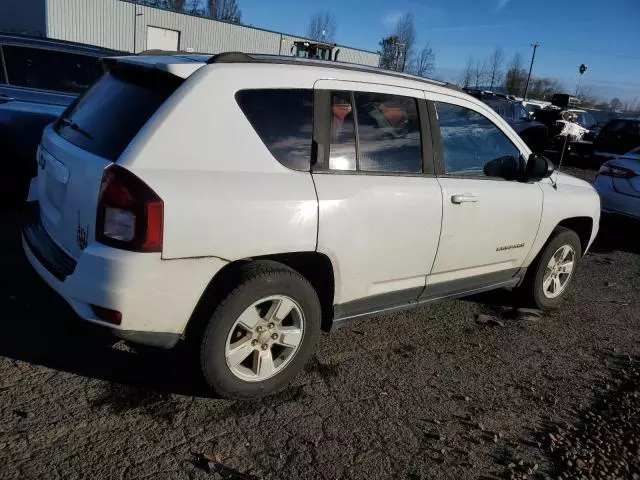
left=206, top=51, right=253, bottom=63
left=204, top=51, right=453, bottom=89
left=137, top=49, right=213, bottom=56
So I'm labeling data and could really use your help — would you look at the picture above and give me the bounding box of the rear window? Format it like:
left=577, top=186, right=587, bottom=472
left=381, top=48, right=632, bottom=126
left=55, top=67, right=181, bottom=161
left=236, top=89, right=313, bottom=171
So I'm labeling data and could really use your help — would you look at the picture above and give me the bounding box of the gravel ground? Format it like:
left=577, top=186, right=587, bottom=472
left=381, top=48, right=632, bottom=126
left=1, top=166, right=640, bottom=480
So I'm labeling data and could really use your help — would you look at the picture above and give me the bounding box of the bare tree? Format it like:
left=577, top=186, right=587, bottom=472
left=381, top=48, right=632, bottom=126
left=205, top=0, right=241, bottom=23
left=575, top=85, right=598, bottom=107
left=472, top=59, right=490, bottom=88
left=487, top=47, right=504, bottom=90
left=133, top=0, right=185, bottom=11
left=408, top=43, right=435, bottom=77
left=503, top=53, right=527, bottom=95
left=393, top=13, right=415, bottom=72
left=610, top=98, right=623, bottom=112
left=378, top=14, right=415, bottom=72
left=457, top=56, right=474, bottom=88
left=307, top=11, right=336, bottom=43
left=528, top=77, right=564, bottom=101
left=378, top=36, right=397, bottom=70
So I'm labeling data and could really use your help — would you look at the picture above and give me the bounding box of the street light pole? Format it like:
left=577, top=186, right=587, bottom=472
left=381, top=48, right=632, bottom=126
left=522, top=42, right=540, bottom=101
left=575, top=64, right=587, bottom=97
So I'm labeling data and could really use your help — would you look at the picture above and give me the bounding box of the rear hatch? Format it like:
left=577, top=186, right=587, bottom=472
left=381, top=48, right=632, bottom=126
left=36, top=57, right=197, bottom=260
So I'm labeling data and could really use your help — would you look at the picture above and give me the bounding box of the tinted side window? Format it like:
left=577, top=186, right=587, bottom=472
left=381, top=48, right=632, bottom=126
left=516, top=105, right=530, bottom=120
left=435, top=102, right=520, bottom=177
left=354, top=92, right=421, bottom=173
left=605, top=120, right=627, bottom=133
left=236, top=89, right=313, bottom=171
left=329, top=92, right=357, bottom=171
left=3, top=45, right=103, bottom=94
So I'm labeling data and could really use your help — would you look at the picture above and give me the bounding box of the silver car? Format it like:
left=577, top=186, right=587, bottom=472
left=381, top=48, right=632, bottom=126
left=594, top=147, right=640, bottom=220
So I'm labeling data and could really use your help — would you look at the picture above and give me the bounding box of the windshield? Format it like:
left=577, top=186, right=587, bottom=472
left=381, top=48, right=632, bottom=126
left=55, top=67, right=182, bottom=161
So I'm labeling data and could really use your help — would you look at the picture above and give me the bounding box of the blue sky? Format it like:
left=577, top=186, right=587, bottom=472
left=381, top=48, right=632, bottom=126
left=239, top=0, right=640, bottom=103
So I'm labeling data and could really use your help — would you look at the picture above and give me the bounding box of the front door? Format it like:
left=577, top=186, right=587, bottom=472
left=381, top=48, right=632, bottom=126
left=425, top=98, right=543, bottom=291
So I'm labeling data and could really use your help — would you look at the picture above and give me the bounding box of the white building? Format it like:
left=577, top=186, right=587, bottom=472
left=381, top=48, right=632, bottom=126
left=0, top=0, right=380, bottom=66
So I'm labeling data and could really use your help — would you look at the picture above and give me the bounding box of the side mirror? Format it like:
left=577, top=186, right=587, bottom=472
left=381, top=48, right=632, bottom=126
left=483, top=155, right=522, bottom=180
left=525, top=154, right=555, bottom=180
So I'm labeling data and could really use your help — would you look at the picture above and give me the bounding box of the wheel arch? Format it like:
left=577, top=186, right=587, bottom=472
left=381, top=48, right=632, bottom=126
left=556, top=216, right=593, bottom=256
left=184, top=251, right=336, bottom=343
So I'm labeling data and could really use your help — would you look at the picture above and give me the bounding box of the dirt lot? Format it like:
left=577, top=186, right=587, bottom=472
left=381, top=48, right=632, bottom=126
left=1, top=166, right=639, bottom=480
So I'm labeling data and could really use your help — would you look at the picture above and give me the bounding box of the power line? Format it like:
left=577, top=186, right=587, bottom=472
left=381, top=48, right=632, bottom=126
left=540, top=45, right=640, bottom=61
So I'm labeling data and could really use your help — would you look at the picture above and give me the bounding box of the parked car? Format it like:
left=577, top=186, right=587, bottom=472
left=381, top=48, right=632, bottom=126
left=534, top=107, right=599, bottom=144
left=463, top=89, right=548, bottom=153
left=522, top=100, right=551, bottom=116
left=0, top=33, right=121, bottom=205
left=593, top=118, right=640, bottom=160
left=593, top=147, right=640, bottom=220
left=23, top=52, right=601, bottom=399
left=533, top=107, right=600, bottom=160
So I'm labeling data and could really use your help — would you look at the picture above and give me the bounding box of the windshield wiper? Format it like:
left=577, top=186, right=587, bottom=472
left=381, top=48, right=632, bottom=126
left=59, top=117, right=94, bottom=140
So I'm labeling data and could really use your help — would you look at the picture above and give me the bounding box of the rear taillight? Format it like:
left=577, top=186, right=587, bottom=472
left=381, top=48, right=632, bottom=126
left=91, top=305, right=122, bottom=325
left=96, top=165, right=163, bottom=252
left=597, top=164, right=637, bottom=179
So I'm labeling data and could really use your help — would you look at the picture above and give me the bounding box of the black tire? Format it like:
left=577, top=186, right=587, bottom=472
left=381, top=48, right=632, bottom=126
left=199, top=261, right=321, bottom=399
left=519, top=227, right=582, bottom=310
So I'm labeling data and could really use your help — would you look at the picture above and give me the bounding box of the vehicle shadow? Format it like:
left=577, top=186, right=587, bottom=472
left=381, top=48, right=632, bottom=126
left=591, top=214, right=640, bottom=255
left=0, top=208, right=210, bottom=398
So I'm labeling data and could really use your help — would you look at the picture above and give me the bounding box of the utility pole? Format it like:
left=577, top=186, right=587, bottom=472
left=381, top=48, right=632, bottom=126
left=522, top=42, right=540, bottom=101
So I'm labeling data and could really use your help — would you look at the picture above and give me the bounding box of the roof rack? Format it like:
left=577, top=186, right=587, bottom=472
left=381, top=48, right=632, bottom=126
left=136, top=49, right=213, bottom=56
left=205, top=51, right=453, bottom=89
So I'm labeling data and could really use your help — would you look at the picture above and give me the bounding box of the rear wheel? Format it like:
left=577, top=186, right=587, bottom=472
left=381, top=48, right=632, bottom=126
left=520, top=227, right=581, bottom=309
left=199, top=261, right=321, bottom=399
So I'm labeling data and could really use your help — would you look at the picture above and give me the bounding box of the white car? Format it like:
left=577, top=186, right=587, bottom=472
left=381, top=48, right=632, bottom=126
left=593, top=147, right=640, bottom=220
left=23, top=53, right=601, bottom=399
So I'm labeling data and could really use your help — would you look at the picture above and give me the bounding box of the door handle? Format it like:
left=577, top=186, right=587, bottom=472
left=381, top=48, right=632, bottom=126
left=0, top=94, right=15, bottom=103
left=451, top=194, right=478, bottom=204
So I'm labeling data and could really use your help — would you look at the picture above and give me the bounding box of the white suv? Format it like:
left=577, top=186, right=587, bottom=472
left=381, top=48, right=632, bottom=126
left=23, top=53, right=600, bottom=399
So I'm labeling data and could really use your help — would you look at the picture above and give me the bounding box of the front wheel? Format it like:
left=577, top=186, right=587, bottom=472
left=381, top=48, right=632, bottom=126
left=520, top=227, right=582, bottom=309
left=199, top=261, right=321, bottom=399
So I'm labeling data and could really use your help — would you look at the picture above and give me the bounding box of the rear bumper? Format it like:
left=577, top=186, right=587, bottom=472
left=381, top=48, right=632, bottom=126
left=22, top=202, right=228, bottom=348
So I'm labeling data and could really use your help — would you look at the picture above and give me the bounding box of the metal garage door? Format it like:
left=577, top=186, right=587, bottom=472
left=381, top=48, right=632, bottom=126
left=146, top=26, right=180, bottom=51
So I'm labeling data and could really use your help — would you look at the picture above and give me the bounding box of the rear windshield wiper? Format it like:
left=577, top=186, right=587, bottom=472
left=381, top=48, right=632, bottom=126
left=59, top=117, right=94, bottom=140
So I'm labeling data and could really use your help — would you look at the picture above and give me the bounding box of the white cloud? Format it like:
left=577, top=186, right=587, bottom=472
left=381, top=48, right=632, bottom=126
left=496, top=0, right=511, bottom=11
left=382, top=11, right=404, bottom=29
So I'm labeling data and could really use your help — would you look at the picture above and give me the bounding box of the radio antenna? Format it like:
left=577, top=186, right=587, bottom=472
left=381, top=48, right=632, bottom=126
left=553, top=134, right=569, bottom=190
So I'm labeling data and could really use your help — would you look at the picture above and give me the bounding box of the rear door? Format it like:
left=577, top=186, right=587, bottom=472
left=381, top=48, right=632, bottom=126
left=36, top=66, right=182, bottom=259
left=312, top=79, right=443, bottom=315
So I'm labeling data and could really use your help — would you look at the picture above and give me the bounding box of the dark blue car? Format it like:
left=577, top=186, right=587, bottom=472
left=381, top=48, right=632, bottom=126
left=463, top=89, right=549, bottom=154
left=0, top=33, right=122, bottom=206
